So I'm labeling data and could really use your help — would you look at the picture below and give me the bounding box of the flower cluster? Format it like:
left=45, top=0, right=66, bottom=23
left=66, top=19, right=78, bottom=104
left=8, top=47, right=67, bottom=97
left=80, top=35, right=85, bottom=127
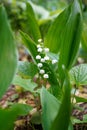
left=36, top=39, right=57, bottom=79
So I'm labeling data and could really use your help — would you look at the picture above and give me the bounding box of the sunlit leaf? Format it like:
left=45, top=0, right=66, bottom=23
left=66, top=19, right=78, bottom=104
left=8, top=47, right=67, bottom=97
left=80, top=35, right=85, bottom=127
left=0, top=5, right=17, bottom=98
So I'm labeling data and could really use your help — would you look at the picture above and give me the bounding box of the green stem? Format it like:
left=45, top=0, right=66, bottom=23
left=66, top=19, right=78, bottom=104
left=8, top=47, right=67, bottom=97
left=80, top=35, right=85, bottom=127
left=72, top=85, right=77, bottom=104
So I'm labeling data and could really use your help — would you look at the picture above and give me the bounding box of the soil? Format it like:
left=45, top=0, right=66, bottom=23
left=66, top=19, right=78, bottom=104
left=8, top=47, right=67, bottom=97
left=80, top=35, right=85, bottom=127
left=0, top=85, right=87, bottom=130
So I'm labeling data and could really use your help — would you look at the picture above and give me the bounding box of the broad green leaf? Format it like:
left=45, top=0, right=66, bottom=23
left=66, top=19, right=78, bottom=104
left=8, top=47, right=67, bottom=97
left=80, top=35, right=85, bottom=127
left=40, top=87, right=61, bottom=130
left=44, top=8, right=69, bottom=53
left=25, top=2, right=41, bottom=42
left=45, top=0, right=82, bottom=56
left=0, top=5, right=17, bottom=98
left=12, top=75, right=37, bottom=92
left=17, top=61, right=38, bottom=78
left=51, top=71, right=71, bottom=130
left=0, top=103, right=32, bottom=130
left=39, top=18, right=52, bottom=38
left=58, top=0, right=82, bottom=83
left=69, top=64, right=87, bottom=86
left=20, top=31, right=38, bottom=63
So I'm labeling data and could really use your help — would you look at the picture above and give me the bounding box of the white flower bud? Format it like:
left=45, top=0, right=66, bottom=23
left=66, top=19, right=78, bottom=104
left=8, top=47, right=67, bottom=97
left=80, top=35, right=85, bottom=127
left=41, top=58, right=45, bottom=63
left=37, top=48, right=43, bottom=52
left=52, top=59, right=57, bottom=64
left=43, top=74, right=49, bottom=79
left=38, top=39, right=42, bottom=42
left=37, top=44, right=41, bottom=48
left=40, top=69, right=45, bottom=74
left=44, top=48, right=49, bottom=52
left=36, top=55, right=41, bottom=60
left=44, top=56, right=49, bottom=61
left=37, top=63, right=43, bottom=68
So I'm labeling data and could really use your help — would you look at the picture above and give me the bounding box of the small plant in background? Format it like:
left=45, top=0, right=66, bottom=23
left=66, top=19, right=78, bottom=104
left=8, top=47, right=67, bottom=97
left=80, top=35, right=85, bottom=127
left=1, top=0, right=87, bottom=130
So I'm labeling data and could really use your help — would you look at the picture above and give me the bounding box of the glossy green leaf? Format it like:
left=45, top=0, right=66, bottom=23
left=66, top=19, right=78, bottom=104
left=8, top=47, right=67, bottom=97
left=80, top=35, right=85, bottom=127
left=0, top=103, right=32, bottom=130
left=17, top=61, right=38, bottom=78
left=51, top=71, right=71, bottom=130
left=40, top=87, right=61, bottom=130
left=0, top=5, right=17, bottom=98
left=26, top=2, right=41, bottom=42
left=69, top=64, right=87, bottom=86
left=12, top=75, right=37, bottom=92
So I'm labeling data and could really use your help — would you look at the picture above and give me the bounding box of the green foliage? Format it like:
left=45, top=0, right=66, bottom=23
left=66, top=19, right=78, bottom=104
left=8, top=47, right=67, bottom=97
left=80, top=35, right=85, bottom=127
left=25, top=2, right=41, bottom=42
left=12, top=75, right=37, bottom=93
left=81, top=9, right=87, bottom=51
left=19, top=1, right=83, bottom=129
left=81, top=22, right=87, bottom=51
left=20, top=31, right=38, bottom=63
left=0, top=5, right=17, bottom=99
left=40, top=87, right=60, bottom=130
left=69, top=64, right=87, bottom=86
left=17, top=61, right=38, bottom=78
left=0, top=103, right=32, bottom=130
left=58, top=0, right=82, bottom=83
left=44, top=0, right=82, bottom=85
left=51, top=70, right=71, bottom=130
left=0, top=0, right=84, bottom=130
left=20, top=31, right=62, bottom=98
